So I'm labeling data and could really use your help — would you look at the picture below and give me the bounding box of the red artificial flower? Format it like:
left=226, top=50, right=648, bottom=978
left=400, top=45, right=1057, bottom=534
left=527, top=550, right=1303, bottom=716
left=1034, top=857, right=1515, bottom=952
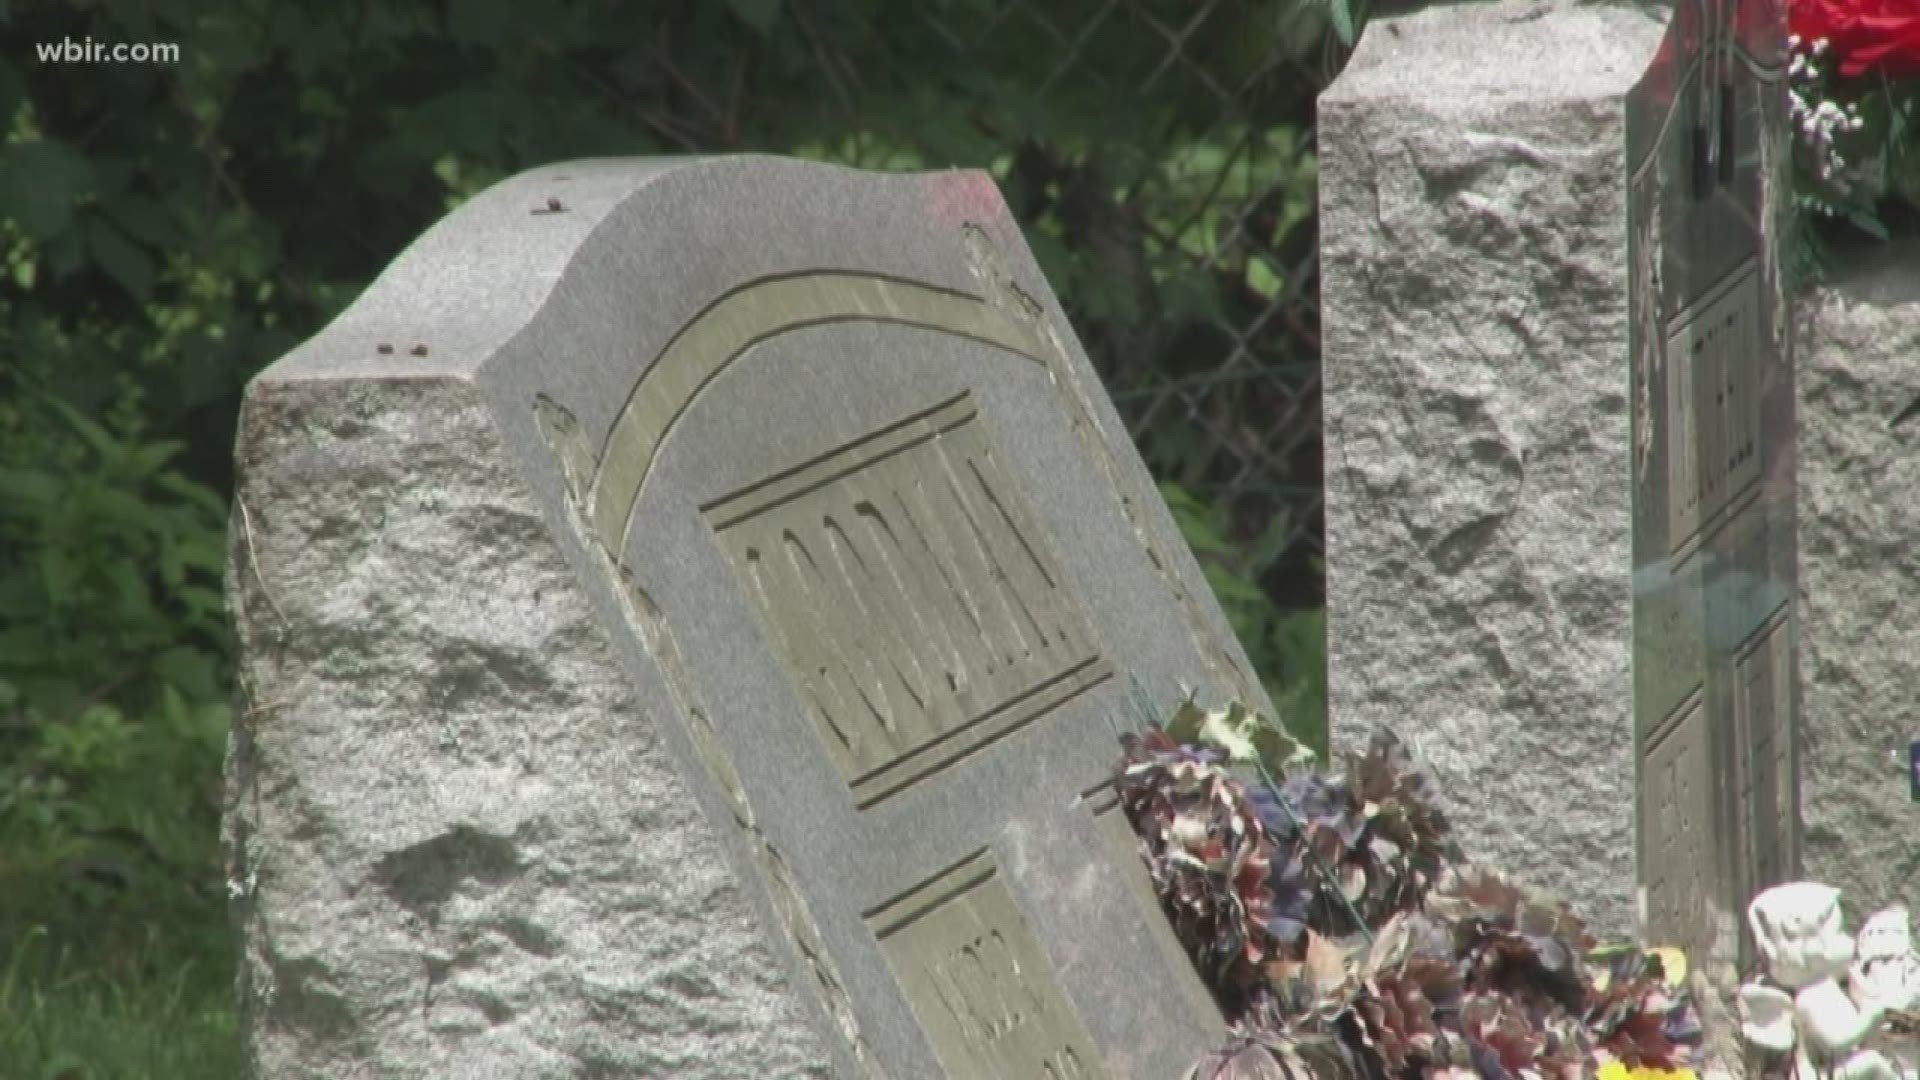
left=1792, top=0, right=1920, bottom=79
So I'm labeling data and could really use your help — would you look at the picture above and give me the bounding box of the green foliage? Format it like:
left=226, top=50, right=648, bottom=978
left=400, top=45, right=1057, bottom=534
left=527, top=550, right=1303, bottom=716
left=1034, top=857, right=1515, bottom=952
left=1163, top=482, right=1328, bottom=756
left=0, top=928, right=243, bottom=1080
left=1790, top=43, right=1920, bottom=283
left=0, top=0, right=1341, bottom=1061
left=0, top=372, right=233, bottom=980
left=1165, top=696, right=1317, bottom=776
left=1787, top=38, right=1920, bottom=423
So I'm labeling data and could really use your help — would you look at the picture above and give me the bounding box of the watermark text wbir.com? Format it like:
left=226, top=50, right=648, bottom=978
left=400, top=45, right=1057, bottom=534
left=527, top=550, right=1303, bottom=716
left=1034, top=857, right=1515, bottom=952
left=36, top=37, right=179, bottom=63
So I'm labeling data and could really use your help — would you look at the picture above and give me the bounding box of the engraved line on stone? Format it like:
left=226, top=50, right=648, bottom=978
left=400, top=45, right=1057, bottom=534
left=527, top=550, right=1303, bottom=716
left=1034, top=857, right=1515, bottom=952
left=1076, top=776, right=1119, bottom=808
left=823, top=509, right=937, bottom=746
left=947, top=454, right=1053, bottom=653
left=876, top=492, right=981, bottom=703
left=704, top=392, right=974, bottom=529
left=1638, top=695, right=1715, bottom=949
left=865, top=848, right=998, bottom=937
left=1635, top=566, right=1709, bottom=735
left=934, top=449, right=1035, bottom=663
left=742, top=543, right=854, bottom=752
left=1731, top=602, right=1792, bottom=676
left=757, top=837, right=888, bottom=1080
left=912, top=444, right=1021, bottom=668
left=869, top=486, right=984, bottom=705
left=793, top=495, right=932, bottom=760
left=782, top=527, right=888, bottom=763
left=863, top=847, right=1109, bottom=1078
left=1662, top=256, right=1759, bottom=338
left=721, top=411, right=1113, bottom=791
left=855, top=499, right=970, bottom=706
left=827, top=498, right=947, bottom=746
left=1731, top=601, right=1793, bottom=897
left=1687, top=483, right=1764, bottom=563
left=1643, top=686, right=1707, bottom=758
left=591, top=273, right=1051, bottom=556
left=969, top=453, right=1057, bottom=591
left=959, top=224, right=1249, bottom=698
left=803, top=516, right=904, bottom=741
left=848, top=655, right=1103, bottom=789
left=745, top=541, right=866, bottom=756
left=1046, top=1048, right=1089, bottom=1079
left=625, top=563, right=887, bottom=1072
left=897, top=476, right=998, bottom=674
left=702, top=390, right=1106, bottom=807
left=620, top=574, right=755, bottom=827
left=934, top=426, right=1069, bottom=667
left=967, top=451, right=1075, bottom=653
left=796, top=516, right=911, bottom=747
left=851, top=658, right=1113, bottom=810
left=975, top=252, right=1257, bottom=700
left=532, top=394, right=595, bottom=512
left=1665, top=259, right=1763, bottom=558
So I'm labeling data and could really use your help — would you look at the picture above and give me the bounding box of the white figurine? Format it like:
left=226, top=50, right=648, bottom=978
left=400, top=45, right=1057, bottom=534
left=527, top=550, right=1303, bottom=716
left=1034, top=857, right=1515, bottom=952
left=1852, top=905, right=1920, bottom=1080
left=1738, top=882, right=1909, bottom=1080
left=1852, top=905, right=1920, bottom=1014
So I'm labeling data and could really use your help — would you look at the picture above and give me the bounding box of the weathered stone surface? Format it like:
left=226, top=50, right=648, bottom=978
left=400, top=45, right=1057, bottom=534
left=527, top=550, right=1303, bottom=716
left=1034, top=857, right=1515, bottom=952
left=226, top=157, right=1260, bottom=1078
left=1319, top=1, right=1666, bottom=936
left=226, top=378, right=834, bottom=1079
left=1796, top=240, right=1920, bottom=920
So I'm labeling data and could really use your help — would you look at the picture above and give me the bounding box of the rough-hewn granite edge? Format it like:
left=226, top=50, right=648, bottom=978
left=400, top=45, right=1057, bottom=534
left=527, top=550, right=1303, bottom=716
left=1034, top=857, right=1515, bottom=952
left=224, top=374, right=834, bottom=1078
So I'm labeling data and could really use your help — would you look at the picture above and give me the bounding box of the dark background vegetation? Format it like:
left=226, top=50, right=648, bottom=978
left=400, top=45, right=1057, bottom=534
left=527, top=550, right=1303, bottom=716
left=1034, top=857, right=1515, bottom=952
left=0, top=0, right=1350, bottom=1072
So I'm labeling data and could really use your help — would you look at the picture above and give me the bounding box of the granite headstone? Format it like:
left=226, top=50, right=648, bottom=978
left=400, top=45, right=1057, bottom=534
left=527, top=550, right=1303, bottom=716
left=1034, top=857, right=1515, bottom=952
left=1320, top=0, right=1669, bottom=936
left=1320, top=0, right=1801, bottom=977
left=224, top=156, right=1256, bottom=1078
left=1624, top=0, right=1801, bottom=974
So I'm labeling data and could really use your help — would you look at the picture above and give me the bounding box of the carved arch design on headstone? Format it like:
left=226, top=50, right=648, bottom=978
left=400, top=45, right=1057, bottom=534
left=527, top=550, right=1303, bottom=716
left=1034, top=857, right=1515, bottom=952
left=584, top=271, right=1056, bottom=557
left=544, top=267, right=1120, bottom=812
left=571, top=259, right=1259, bottom=708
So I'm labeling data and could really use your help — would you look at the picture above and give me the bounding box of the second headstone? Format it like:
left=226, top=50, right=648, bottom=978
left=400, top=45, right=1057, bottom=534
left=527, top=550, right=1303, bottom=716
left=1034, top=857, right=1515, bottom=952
left=1320, top=0, right=1802, bottom=975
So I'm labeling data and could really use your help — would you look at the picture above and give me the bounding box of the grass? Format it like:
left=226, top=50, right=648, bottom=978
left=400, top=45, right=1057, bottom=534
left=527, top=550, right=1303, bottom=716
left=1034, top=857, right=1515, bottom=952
left=0, top=927, right=244, bottom=1080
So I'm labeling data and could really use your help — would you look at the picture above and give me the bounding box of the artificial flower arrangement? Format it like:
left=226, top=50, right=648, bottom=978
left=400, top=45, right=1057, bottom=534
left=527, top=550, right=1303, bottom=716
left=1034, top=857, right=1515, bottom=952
left=1110, top=700, right=1704, bottom=1080
left=1786, top=0, right=1920, bottom=257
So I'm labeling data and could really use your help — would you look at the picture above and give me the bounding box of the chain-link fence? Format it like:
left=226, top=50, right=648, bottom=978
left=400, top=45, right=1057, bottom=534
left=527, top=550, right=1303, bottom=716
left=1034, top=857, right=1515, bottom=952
left=830, top=1, right=1332, bottom=626
left=837, top=0, right=1338, bottom=711
left=942, top=1, right=1329, bottom=615
left=949, top=0, right=1326, bottom=593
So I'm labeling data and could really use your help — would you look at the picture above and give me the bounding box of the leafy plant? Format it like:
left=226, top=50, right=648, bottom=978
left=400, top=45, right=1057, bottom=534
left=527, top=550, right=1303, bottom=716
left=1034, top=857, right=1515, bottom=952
left=0, top=373, right=233, bottom=980
left=1164, top=481, right=1328, bottom=755
left=1787, top=2, right=1920, bottom=278
left=0, top=0, right=1346, bottom=1067
left=0, top=926, right=242, bottom=1080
